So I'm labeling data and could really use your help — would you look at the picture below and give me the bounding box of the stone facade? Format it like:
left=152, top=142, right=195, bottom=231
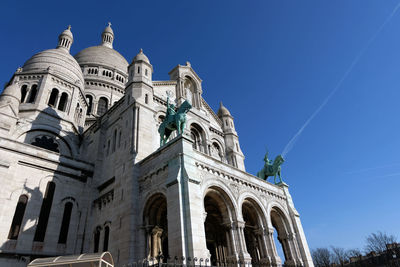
left=0, top=24, right=314, bottom=267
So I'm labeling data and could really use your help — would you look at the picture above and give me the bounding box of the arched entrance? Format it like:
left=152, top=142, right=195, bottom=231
left=242, top=198, right=267, bottom=264
left=143, top=194, right=168, bottom=261
left=204, top=187, right=236, bottom=265
left=270, top=207, right=294, bottom=265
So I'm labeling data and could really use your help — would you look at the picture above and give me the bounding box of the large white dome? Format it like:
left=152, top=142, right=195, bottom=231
left=74, top=45, right=128, bottom=75
left=23, top=48, right=84, bottom=86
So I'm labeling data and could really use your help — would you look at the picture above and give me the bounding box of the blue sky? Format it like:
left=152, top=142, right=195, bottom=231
left=1, top=0, right=399, bottom=252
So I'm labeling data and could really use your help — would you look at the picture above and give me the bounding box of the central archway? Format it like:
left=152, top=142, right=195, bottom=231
left=204, top=186, right=236, bottom=265
left=143, top=194, right=168, bottom=261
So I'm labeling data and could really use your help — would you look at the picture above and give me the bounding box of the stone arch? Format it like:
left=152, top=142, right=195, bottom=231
left=203, top=185, right=238, bottom=265
left=142, top=193, right=168, bottom=260
left=268, top=204, right=296, bottom=265
left=189, top=122, right=208, bottom=153
left=14, top=123, right=78, bottom=157
left=21, top=129, right=72, bottom=157
left=210, top=138, right=225, bottom=161
left=240, top=196, right=269, bottom=264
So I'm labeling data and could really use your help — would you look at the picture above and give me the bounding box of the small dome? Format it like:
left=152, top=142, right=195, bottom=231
left=133, top=49, right=150, bottom=64
left=74, top=46, right=129, bottom=75
left=61, top=25, right=73, bottom=39
left=103, top=22, right=114, bottom=36
left=217, top=102, right=232, bottom=117
left=23, top=49, right=84, bottom=86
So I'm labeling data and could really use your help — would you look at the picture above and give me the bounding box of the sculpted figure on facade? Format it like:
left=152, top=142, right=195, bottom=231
left=158, top=95, right=192, bottom=146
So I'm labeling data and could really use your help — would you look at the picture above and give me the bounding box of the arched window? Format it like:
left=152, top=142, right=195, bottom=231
left=210, top=142, right=222, bottom=160
left=112, top=129, right=117, bottom=153
left=86, top=95, right=93, bottom=115
left=48, top=88, right=59, bottom=107
left=94, top=227, right=101, bottom=253
left=103, top=225, right=110, bottom=252
left=145, top=94, right=148, bottom=104
left=21, top=85, right=28, bottom=103
left=190, top=124, right=204, bottom=152
left=27, top=85, right=38, bottom=103
left=58, top=202, right=73, bottom=244
left=57, top=92, right=68, bottom=111
left=118, top=131, right=122, bottom=148
left=34, top=181, right=56, bottom=242
left=8, top=195, right=28, bottom=240
left=103, top=70, right=106, bottom=76
left=137, top=66, right=140, bottom=74
left=145, top=69, right=148, bottom=76
left=97, top=97, right=108, bottom=116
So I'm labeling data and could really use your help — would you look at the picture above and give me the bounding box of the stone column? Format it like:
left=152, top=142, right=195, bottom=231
left=266, top=228, right=282, bottom=266
left=224, top=222, right=239, bottom=264
left=235, top=221, right=251, bottom=264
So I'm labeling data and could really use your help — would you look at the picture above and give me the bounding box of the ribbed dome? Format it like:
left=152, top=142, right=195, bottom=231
left=133, top=49, right=150, bottom=64
left=217, top=102, right=232, bottom=117
left=23, top=48, right=84, bottom=85
left=74, top=46, right=128, bottom=74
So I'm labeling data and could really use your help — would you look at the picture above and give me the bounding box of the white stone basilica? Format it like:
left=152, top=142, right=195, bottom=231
left=0, top=24, right=314, bottom=267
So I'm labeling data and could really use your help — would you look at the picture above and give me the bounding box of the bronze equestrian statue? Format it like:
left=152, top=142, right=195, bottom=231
left=257, top=151, right=285, bottom=184
left=158, top=96, right=192, bottom=146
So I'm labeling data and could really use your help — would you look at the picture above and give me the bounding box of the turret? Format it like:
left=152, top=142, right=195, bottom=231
left=56, top=25, right=73, bottom=53
left=218, top=102, right=245, bottom=170
left=128, top=49, right=153, bottom=85
left=0, top=79, right=21, bottom=136
left=126, top=49, right=156, bottom=160
left=101, top=22, right=114, bottom=48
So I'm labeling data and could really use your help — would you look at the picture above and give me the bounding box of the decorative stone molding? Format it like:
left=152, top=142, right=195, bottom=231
left=195, top=162, right=286, bottom=201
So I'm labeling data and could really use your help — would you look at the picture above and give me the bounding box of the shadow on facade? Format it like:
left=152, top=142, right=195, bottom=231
left=0, top=106, right=82, bottom=265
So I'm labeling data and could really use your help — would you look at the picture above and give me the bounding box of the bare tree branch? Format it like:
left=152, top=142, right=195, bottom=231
left=312, top=248, right=332, bottom=267
left=331, top=246, right=348, bottom=266
left=365, top=231, right=397, bottom=253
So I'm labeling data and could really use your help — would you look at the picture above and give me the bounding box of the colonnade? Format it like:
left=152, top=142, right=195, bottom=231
left=142, top=187, right=305, bottom=266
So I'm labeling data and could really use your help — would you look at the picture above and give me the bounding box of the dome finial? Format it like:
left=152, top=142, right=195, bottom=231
left=67, top=25, right=71, bottom=30
left=101, top=22, right=114, bottom=48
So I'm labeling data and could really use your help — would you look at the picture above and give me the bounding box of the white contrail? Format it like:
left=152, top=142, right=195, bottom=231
left=281, top=2, right=400, bottom=158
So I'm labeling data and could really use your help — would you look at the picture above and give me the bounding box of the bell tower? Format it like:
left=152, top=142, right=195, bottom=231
left=218, top=102, right=245, bottom=170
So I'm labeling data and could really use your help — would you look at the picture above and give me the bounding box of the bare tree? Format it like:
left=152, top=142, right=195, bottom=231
left=347, top=248, right=362, bottom=258
left=312, top=248, right=332, bottom=267
left=331, top=246, right=348, bottom=266
left=365, top=231, right=397, bottom=253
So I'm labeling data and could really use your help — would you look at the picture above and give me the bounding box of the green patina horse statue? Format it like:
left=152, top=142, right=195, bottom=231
left=257, top=154, right=285, bottom=184
left=158, top=100, right=192, bottom=146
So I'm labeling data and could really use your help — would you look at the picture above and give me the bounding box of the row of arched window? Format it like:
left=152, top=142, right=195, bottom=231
left=115, top=74, right=125, bottom=83
left=48, top=88, right=69, bottom=112
left=8, top=182, right=73, bottom=245
left=93, top=225, right=110, bottom=253
left=88, top=68, right=98, bottom=75
left=137, top=66, right=149, bottom=77
left=21, top=84, right=38, bottom=104
left=102, top=70, right=112, bottom=78
left=106, top=128, right=122, bottom=156
left=86, top=95, right=109, bottom=116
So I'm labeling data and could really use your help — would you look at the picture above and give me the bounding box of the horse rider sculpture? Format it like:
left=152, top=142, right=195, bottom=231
left=158, top=95, right=192, bottom=146
left=257, top=150, right=285, bottom=184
